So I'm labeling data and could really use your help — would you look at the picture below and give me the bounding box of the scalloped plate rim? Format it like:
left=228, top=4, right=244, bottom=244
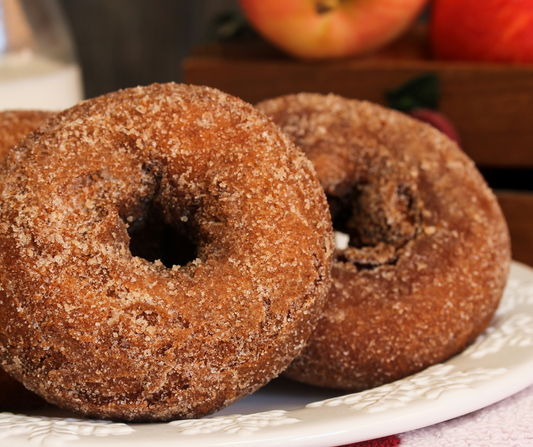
left=2, top=261, right=533, bottom=447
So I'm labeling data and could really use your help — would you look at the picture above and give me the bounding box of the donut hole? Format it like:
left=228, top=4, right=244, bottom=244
left=329, top=182, right=421, bottom=244
left=126, top=206, right=197, bottom=268
left=328, top=181, right=422, bottom=270
left=327, top=193, right=356, bottom=239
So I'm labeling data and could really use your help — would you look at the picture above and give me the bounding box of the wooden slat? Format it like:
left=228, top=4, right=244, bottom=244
left=496, top=191, right=533, bottom=267
left=183, top=34, right=533, bottom=168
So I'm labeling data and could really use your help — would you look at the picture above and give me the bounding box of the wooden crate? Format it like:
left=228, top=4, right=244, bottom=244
left=183, top=28, right=533, bottom=168
left=496, top=192, right=533, bottom=267
left=183, top=29, right=533, bottom=266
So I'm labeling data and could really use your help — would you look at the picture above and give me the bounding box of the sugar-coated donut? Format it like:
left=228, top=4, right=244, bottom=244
left=0, top=84, right=333, bottom=421
left=0, top=110, right=54, bottom=411
left=257, top=93, right=511, bottom=390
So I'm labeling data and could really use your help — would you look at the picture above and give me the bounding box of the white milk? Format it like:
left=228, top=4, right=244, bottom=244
left=0, top=52, right=84, bottom=111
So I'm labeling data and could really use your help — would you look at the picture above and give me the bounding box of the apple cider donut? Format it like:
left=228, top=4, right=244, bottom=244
left=257, top=93, right=510, bottom=390
left=0, top=84, right=333, bottom=421
left=0, top=110, right=54, bottom=411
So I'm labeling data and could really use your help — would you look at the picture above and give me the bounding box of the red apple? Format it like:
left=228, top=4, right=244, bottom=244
left=407, top=108, right=462, bottom=146
left=238, top=0, right=429, bottom=60
left=431, top=0, right=533, bottom=63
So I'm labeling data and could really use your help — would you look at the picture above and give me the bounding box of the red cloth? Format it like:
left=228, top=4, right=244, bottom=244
left=342, top=435, right=401, bottom=447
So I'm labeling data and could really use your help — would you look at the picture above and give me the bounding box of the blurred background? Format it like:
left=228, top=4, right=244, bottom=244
left=1, top=0, right=533, bottom=265
left=58, top=0, right=240, bottom=98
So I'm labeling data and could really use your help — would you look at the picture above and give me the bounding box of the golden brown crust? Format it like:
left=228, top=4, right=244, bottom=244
left=0, top=110, right=54, bottom=411
left=257, top=93, right=511, bottom=390
left=0, top=84, right=333, bottom=421
left=0, top=110, right=54, bottom=161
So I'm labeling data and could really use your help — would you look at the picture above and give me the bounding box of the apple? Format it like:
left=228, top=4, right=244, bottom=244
left=238, top=0, right=429, bottom=60
left=431, top=0, right=533, bottom=63
left=407, top=108, right=462, bottom=146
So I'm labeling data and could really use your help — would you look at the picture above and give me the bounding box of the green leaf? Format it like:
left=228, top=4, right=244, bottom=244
left=385, top=74, right=439, bottom=112
left=207, top=11, right=259, bottom=42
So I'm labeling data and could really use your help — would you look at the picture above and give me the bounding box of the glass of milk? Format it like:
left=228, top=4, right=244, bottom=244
left=0, top=0, right=84, bottom=111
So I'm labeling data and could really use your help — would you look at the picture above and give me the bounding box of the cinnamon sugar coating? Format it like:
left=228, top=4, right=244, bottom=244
left=257, top=93, right=511, bottom=390
left=0, top=84, right=333, bottom=421
left=0, top=110, right=54, bottom=161
left=0, top=110, right=54, bottom=411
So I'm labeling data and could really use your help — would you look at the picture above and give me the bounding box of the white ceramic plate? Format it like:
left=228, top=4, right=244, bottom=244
left=2, top=261, right=533, bottom=447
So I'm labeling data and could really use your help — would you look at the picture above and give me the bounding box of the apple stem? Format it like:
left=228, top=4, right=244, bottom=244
left=315, top=0, right=341, bottom=14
